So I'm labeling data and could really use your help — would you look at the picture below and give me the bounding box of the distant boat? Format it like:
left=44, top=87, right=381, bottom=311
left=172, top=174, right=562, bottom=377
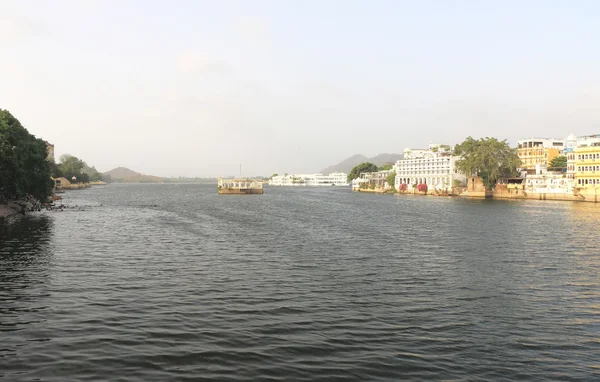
left=218, top=178, right=264, bottom=195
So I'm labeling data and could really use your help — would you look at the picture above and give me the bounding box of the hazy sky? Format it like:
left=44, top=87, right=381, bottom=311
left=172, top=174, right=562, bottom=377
left=1, top=0, right=599, bottom=177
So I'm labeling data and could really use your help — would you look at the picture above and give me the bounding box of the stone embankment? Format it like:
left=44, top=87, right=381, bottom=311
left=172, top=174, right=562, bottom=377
left=354, top=186, right=463, bottom=196
left=0, top=200, right=35, bottom=218
left=0, top=203, right=18, bottom=218
left=60, top=183, right=91, bottom=190
left=355, top=180, right=600, bottom=203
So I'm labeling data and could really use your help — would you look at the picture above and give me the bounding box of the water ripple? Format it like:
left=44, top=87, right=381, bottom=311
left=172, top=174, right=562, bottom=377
left=1, top=184, right=599, bottom=381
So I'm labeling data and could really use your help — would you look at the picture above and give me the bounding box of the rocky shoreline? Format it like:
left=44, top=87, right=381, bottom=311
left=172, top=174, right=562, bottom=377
left=0, top=203, right=22, bottom=219
left=0, top=197, right=44, bottom=219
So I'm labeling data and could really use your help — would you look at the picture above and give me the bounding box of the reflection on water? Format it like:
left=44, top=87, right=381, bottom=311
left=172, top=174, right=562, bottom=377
left=0, top=215, right=53, bottom=367
left=1, top=186, right=600, bottom=381
left=568, top=200, right=600, bottom=222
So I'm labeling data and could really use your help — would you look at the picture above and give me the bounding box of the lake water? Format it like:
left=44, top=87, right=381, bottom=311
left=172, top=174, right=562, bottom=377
left=1, top=183, right=599, bottom=381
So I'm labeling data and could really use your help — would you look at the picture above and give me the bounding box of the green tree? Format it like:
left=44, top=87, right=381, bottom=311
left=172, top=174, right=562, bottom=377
left=58, top=154, right=85, bottom=183
left=347, top=162, right=378, bottom=182
left=82, top=163, right=102, bottom=182
left=49, top=160, right=63, bottom=178
left=454, top=136, right=521, bottom=189
left=378, top=162, right=394, bottom=171
left=549, top=155, right=567, bottom=169
left=0, top=110, right=53, bottom=200
left=386, top=171, right=396, bottom=187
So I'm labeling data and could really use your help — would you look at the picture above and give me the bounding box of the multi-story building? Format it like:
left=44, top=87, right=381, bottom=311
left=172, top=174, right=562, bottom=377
left=393, top=144, right=465, bottom=191
left=566, top=134, right=600, bottom=184
left=524, top=165, right=570, bottom=193
left=352, top=170, right=394, bottom=190
left=574, top=143, right=600, bottom=188
left=517, top=138, right=564, bottom=170
left=269, top=172, right=348, bottom=186
left=565, top=134, right=578, bottom=182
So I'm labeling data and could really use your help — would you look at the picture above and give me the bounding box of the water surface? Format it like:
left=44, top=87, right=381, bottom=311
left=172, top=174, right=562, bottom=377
left=1, top=184, right=599, bottom=381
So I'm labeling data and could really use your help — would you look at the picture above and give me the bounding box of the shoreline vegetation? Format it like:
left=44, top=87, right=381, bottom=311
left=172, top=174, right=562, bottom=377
left=1, top=109, right=53, bottom=219
left=0, top=109, right=109, bottom=220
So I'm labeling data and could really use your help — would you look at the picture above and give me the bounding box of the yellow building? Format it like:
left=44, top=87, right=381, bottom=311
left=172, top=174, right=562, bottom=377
left=517, top=138, right=564, bottom=170
left=574, top=144, right=600, bottom=188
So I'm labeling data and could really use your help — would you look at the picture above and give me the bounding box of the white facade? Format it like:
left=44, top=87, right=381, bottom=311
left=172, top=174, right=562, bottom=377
left=517, top=138, right=565, bottom=151
left=525, top=166, right=570, bottom=193
left=269, top=172, right=349, bottom=186
left=351, top=170, right=393, bottom=190
left=393, top=145, right=465, bottom=191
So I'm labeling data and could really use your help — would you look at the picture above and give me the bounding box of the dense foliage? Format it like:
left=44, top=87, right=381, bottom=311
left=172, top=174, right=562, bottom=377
left=549, top=155, right=567, bottom=169
left=83, top=163, right=102, bottom=182
left=57, top=154, right=102, bottom=183
left=378, top=162, right=394, bottom=171
left=386, top=171, right=396, bottom=187
left=58, top=154, right=88, bottom=183
left=454, top=137, right=521, bottom=189
left=0, top=110, right=53, bottom=200
left=347, top=162, right=378, bottom=182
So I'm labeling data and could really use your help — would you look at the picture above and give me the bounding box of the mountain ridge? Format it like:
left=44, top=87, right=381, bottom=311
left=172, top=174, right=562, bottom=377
left=103, top=167, right=163, bottom=183
left=320, top=153, right=402, bottom=174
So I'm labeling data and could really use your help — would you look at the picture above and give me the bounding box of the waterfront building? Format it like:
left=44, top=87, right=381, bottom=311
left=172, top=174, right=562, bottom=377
left=524, top=165, right=570, bottom=193
left=574, top=143, right=600, bottom=188
left=393, top=144, right=465, bottom=191
left=566, top=134, right=600, bottom=184
left=269, top=172, right=348, bottom=186
left=352, top=170, right=393, bottom=190
left=218, top=178, right=264, bottom=194
left=517, top=138, right=564, bottom=170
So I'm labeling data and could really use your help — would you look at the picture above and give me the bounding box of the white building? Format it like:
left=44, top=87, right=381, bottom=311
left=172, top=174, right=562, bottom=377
left=393, top=144, right=465, bottom=191
left=517, top=138, right=565, bottom=151
left=351, top=170, right=394, bottom=190
left=269, top=172, right=349, bottom=186
left=524, top=165, right=570, bottom=193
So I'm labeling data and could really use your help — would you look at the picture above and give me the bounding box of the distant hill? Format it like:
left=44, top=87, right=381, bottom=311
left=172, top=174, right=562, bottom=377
left=320, top=153, right=402, bottom=174
left=103, top=167, right=163, bottom=183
